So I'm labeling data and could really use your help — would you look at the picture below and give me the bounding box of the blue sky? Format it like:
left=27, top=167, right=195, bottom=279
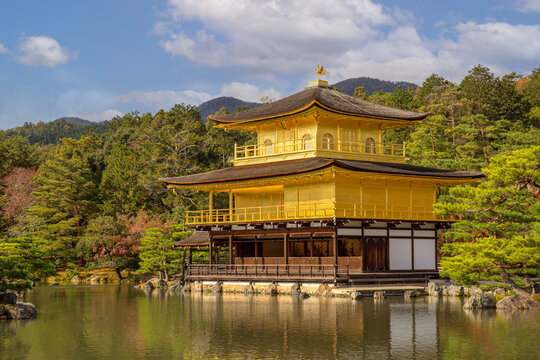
left=0, top=0, right=539, bottom=129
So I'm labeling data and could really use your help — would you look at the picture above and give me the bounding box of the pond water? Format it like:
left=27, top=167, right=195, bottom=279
left=1, top=286, right=539, bottom=359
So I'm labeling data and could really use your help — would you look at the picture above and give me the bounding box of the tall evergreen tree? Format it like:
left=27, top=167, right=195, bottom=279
left=29, top=136, right=103, bottom=262
left=436, top=146, right=540, bottom=294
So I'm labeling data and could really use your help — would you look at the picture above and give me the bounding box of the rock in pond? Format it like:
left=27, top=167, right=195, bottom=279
left=490, top=288, right=506, bottom=297
left=0, top=292, right=18, bottom=305
left=299, top=292, right=310, bottom=299
left=463, top=293, right=496, bottom=309
left=167, top=281, right=183, bottom=294
left=291, top=282, right=302, bottom=296
left=243, top=284, right=255, bottom=295
left=464, top=286, right=483, bottom=296
left=313, top=283, right=333, bottom=297
left=374, top=291, right=387, bottom=300
left=428, top=282, right=443, bottom=297
left=350, top=291, right=363, bottom=301
left=142, top=281, right=155, bottom=292
left=210, top=281, right=223, bottom=295
left=496, top=295, right=540, bottom=310
left=404, top=290, right=420, bottom=298
left=265, top=283, right=278, bottom=296
left=2, top=302, right=37, bottom=320
left=446, top=285, right=464, bottom=296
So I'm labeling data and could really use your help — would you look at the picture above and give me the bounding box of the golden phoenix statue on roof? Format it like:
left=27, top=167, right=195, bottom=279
left=315, top=65, right=328, bottom=79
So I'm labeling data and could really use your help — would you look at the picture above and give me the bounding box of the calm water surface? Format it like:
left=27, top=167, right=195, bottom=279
left=1, top=286, right=539, bottom=360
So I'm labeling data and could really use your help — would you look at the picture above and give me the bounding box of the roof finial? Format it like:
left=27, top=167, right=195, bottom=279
left=315, top=65, right=328, bottom=80
left=307, top=65, right=330, bottom=88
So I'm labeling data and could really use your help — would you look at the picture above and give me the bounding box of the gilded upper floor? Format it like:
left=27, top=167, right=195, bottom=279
left=160, top=157, right=484, bottom=225
left=210, top=84, right=429, bottom=166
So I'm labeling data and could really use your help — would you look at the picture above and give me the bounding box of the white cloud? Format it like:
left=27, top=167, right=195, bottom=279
left=160, top=0, right=392, bottom=74
left=16, top=35, right=74, bottom=67
left=70, top=109, right=124, bottom=122
left=0, top=43, right=7, bottom=54
left=115, top=89, right=212, bottom=108
left=516, top=0, right=540, bottom=12
left=440, top=22, right=540, bottom=65
left=219, top=82, right=281, bottom=102
left=152, top=21, right=171, bottom=35
left=157, top=0, right=540, bottom=84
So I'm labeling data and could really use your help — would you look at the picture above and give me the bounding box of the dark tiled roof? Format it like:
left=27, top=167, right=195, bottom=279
left=172, top=231, right=210, bottom=247
left=210, top=86, right=429, bottom=123
left=159, top=158, right=484, bottom=186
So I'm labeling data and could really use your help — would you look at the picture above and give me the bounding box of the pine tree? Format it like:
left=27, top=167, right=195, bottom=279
left=0, top=237, right=54, bottom=292
left=137, top=226, right=188, bottom=281
left=29, top=136, right=103, bottom=262
left=436, top=146, right=540, bottom=294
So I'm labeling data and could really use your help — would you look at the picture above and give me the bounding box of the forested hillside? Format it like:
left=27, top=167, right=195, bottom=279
left=1, top=65, right=539, bottom=289
left=198, top=96, right=261, bottom=122
left=5, top=117, right=108, bottom=145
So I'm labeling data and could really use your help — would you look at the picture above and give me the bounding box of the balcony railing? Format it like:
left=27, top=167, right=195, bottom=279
left=234, top=139, right=405, bottom=160
left=185, top=202, right=458, bottom=225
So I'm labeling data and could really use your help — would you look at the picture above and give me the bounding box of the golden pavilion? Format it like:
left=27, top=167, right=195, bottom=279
left=160, top=78, right=483, bottom=284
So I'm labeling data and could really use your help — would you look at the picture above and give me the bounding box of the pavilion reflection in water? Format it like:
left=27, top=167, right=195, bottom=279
left=179, top=295, right=439, bottom=359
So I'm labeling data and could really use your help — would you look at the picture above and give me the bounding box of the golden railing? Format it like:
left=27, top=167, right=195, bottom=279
left=234, top=140, right=405, bottom=160
left=185, top=202, right=458, bottom=225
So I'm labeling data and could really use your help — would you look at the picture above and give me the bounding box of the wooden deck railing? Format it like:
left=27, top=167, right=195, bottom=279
left=185, top=202, right=458, bottom=225
left=187, top=264, right=350, bottom=280
left=235, top=140, right=405, bottom=160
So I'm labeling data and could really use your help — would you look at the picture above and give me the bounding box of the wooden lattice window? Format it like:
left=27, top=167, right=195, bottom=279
left=365, top=137, right=376, bottom=154
left=302, top=134, right=312, bottom=150
left=264, top=139, right=274, bottom=155
left=322, top=133, right=334, bottom=150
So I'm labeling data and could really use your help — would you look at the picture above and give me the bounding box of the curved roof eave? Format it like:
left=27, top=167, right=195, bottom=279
left=209, top=101, right=429, bottom=126
left=159, top=158, right=485, bottom=187
left=208, top=87, right=430, bottom=124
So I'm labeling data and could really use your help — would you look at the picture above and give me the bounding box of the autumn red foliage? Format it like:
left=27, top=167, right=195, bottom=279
left=91, top=210, right=172, bottom=261
left=1, top=167, right=38, bottom=220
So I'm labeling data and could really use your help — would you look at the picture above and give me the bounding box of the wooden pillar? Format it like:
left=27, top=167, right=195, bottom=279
left=411, top=227, right=415, bottom=270
left=378, top=125, right=382, bottom=154
left=208, top=237, right=213, bottom=265
left=337, top=120, right=341, bottom=151
left=310, top=233, right=314, bottom=263
left=360, top=223, right=364, bottom=272
left=333, top=229, right=338, bottom=285
left=333, top=231, right=338, bottom=265
left=181, top=247, right=187, bottom=277
left=229, top=190, right=233, bottom=221
left=284, top=232, right=289, bottom=264
left=359, top=181, right=363, bottom=216
left=229, top=234, right=233, bottom=265
left=209, top=190, right=214, bottom=222
left=385, top=179, right=389, bottom=218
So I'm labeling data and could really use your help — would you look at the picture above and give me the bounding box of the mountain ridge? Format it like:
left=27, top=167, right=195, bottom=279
left=3, top=77, right=418, bottom=143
